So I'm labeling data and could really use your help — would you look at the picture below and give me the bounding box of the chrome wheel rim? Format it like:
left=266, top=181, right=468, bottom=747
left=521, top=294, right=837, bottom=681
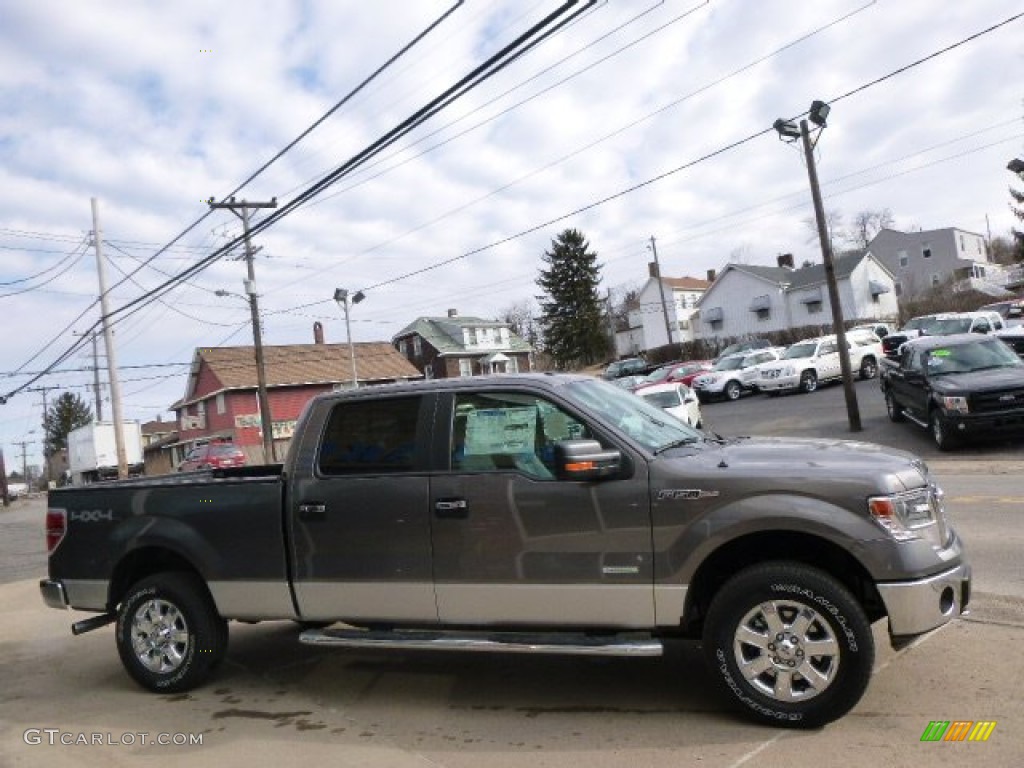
left=931, top=415, right=945, bottom=446
left=802, top=374, right=816, bottom=392
left=863, top=360, right=876, bottom=378
left=131, top=598, right=190, bottom=674
left=726, top=383, right=740, bottom=400
left=732, top=599, right=840, bottom=703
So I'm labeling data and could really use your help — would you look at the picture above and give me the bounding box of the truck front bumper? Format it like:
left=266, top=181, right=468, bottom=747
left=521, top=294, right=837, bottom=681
left=877, top=563, right=971, bottom=638
left=40, top=579, right=69, bottom=610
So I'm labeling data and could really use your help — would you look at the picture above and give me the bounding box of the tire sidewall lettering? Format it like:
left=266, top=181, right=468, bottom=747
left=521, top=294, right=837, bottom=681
left=770, top=583, right=859, bottom=652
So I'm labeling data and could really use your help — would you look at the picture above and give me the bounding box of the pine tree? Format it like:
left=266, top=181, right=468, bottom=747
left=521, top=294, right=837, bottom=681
left=43, top=392, right=93, bottom=458
left=536, top=229, right=609, bottom=369
left=1010, top=182, right=1024, bottom=261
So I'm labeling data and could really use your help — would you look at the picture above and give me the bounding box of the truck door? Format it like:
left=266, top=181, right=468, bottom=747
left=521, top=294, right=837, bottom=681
left=288, top=394, right=437, bottom=623
left=428, top=389, right=655, bottom=628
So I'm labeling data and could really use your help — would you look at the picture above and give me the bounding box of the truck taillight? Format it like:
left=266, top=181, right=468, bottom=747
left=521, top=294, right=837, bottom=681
left=46, top=508, right=67, bottom=554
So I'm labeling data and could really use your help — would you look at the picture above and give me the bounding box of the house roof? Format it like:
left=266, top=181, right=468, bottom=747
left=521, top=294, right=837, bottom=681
left=707, top=252, right=885, bottom=297
left=661, top=276, right=712, bottom=291
left=392, top=316, right=534, bottom=356
left=141, top=419, right=175, bottom=436
left=175, top=342, right=422, bottom=408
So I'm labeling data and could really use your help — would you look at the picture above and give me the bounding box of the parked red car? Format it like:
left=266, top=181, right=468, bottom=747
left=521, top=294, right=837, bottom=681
left=635, top=360, right=713, bottom=392
left=178, top=441, right=247, bottom=472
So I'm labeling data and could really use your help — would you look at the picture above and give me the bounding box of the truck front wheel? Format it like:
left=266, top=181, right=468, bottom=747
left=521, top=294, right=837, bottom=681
left=703, top=561, right=874, bottom=728
left=884, top=390, right=905, bottom=422
left=930, top=410, right=958, bottom=451
left=799, top=371, right=817, bottom=393
left=116, top=572, right=227, bottom=693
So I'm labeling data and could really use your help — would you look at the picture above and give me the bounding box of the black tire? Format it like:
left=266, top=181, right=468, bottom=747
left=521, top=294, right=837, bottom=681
left=799, top=371, right=817, bottom=393
left=859, top=357, right=877, bottom=380
left=703, top=561, right=874, bottom=729
left=116, top=572, right=227, bottom=693
left=930, top=410, right=958, bottom=451
left=884, top=390, right=905, bottom=422
left=724, top=381, right=742, bottom=401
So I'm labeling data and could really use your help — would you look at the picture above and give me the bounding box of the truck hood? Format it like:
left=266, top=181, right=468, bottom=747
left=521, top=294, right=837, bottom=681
left=930, top=367, right=1024, bottom=394
left=672, top=435, right=929, bottom=494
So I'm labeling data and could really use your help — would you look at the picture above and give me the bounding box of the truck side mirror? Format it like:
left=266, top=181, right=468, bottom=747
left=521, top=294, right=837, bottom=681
left=554, top=440, right=621, bottom=481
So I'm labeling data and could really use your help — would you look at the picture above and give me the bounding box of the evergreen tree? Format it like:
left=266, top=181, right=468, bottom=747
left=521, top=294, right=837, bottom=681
left=42, top=392, right=93, bottom=458
left=536, top=229, right=609, bottom=369
left=1010, top=180, right=1024, bottom=261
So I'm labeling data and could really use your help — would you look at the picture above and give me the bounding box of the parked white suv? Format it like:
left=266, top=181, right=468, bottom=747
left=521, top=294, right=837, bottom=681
left=757, top=334, right=881, bottom=394
left=692, top=348, right=781, bottom=401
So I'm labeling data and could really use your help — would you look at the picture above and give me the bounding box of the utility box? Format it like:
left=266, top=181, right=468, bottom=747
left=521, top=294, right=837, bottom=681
left=67, top=421, right=144, bottom=485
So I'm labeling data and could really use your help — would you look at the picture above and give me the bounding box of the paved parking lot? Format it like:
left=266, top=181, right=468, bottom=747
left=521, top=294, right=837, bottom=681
left=1, top=380, right=1021, bottom=767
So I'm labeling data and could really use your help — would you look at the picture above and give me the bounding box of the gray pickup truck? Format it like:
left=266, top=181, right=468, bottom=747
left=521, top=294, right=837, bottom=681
left=41, top=374, right=970, bottom=728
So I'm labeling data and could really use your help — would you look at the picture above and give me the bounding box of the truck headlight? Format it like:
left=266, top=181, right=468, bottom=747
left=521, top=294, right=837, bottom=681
left=868, top=487, right=942, bottom=543
left=941, top=396, right=969, bottom=414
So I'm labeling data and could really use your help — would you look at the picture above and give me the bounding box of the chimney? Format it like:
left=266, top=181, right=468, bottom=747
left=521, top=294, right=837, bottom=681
left=706, top=269, right=716, bottom=282
left=777, top=253, right=795, bottom=269
left=648, top=261, right=660, bottom=278
left=313, top=321, right=324, bottom=344
left=447, top=308, right=458, bottom=318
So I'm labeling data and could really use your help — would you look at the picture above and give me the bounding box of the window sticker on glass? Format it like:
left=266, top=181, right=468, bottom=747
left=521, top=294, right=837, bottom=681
left=932, top=349, right=951, bottom=357
left=464, top=408, right=536, bottom=455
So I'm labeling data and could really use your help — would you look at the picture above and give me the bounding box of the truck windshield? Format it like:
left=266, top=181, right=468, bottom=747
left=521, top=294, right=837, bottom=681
left=563, top=379, right=701, bottom=453
left=925, top=339, right=1023, bottom=375
left=714, top=356, right=745, bottom=371
left=926, top=318, right=973, bottom=335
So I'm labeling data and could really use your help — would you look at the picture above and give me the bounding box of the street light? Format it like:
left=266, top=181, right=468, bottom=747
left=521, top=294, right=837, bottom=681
left=1007, top=158, right=1024, bottom=174
left=334, top=288, right=365, bottom=388
left=774, top=100, right=862, bottom=432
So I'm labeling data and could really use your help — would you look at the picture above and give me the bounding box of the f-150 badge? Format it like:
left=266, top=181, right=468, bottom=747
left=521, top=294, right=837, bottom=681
left=657, top=489, right=720, bottom=500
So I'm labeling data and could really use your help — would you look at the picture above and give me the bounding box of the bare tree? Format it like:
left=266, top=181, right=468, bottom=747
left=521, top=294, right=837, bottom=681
left=989, top=235, right=1018, bottom=265
left=802, top=209, right=845, bottom=248
left=849, top=208, right=894, bottom=250
left=497, top=299, right=540, bottom=348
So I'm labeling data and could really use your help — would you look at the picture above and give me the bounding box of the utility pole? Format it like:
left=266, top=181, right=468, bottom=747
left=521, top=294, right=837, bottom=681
left=208, top=197, right=278, bottom=464
left=0, top=448, right=9, bottom=506
left=799, top=119, right=861, bottom=432
left=27, top=385, right=60, bottom=484
left=74, top=331, right=103, bottom=420
left=647, top=236, right=675, bottom=351
left=16, top=440, right=30, bottom=486
left=91, top=198, right=131, bottom=477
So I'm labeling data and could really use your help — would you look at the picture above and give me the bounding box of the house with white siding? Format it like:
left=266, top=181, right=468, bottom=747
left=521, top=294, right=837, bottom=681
left=695, top=253, right=898, bottom=342
left=616, top=264, right=711, bottom=355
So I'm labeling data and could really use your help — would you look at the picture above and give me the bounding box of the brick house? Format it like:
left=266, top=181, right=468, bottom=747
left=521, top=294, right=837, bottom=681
left=392, top=309, right=535, bottom=378
left=169, top=335, right=421, bottom=466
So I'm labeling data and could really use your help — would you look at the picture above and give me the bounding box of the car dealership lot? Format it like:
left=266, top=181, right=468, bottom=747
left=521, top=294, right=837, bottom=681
left=2, top=383, right=1022, bottom=768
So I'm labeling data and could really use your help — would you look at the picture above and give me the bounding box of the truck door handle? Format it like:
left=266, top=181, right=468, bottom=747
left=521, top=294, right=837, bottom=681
left=434, top=498, right=468, bottom=518
left=298, top=502, right=327, bottom=521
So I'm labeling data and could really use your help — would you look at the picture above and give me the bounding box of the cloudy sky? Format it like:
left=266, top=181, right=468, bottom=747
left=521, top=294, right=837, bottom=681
left=2, top=0, right=1022, bottom=470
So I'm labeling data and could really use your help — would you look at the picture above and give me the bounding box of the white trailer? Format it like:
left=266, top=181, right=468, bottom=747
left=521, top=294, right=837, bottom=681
left=67, top=421, right=144, bottom=485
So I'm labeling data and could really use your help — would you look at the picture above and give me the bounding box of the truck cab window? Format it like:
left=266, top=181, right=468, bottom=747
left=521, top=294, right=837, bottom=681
left=450, top=392, right=590, bottom=479
left=318, top=397, right=421, bottom=475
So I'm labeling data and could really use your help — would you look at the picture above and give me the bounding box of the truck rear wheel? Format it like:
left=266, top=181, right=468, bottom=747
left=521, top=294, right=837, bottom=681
left=859, top=357, right=877, bottom=380
left=116, top=572, right=227, bottom=693
left=703, top=561, right=874, bottom=728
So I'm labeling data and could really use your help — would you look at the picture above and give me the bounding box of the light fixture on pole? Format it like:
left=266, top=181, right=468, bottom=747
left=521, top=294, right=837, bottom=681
left=1007, top=158, right=1024, bottom=174
left=334, top=288, right=366, bottom=388
left=774, top=100, right=861, bottom=432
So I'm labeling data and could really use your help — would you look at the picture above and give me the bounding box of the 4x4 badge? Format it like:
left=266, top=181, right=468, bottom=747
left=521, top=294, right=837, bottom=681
left=657, top=489, right=720, bottom=500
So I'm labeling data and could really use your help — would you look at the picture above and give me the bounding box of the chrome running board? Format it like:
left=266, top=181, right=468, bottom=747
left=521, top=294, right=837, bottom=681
left=298, top=627, right=663, bottom=657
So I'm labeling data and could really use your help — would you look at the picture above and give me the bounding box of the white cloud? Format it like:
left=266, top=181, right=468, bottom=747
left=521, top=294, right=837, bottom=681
left=2, top=0, right=1023, bottom=463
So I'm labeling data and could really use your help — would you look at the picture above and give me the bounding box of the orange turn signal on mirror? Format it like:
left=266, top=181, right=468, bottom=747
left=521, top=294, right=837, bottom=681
left=565, top=461, right=596, bottom=472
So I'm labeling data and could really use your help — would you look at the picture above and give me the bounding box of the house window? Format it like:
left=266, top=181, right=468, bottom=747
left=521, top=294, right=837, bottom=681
left=465, top=328, right=477, bottom=347
left=507, top=356, right=519, bottom=374
left=424, top=364, right=433, bottom=379
left=398, top=340, right=407, bottom=357
left=898, top=250, right=908, bottom=268
left=413, top=336, right=422, bottom=357
left=216, top=392, right=226, bottom=415
left=931, top=274, right=940, bottom=287
left=806, top=300, right=823, bottom=315
left=710, top=319, right=723, bottom=331
left=922, top=246, right=932, bottom=259
left=960, top=234, right=965, bottom=251
left=756, top=308, right=770, bottom=321
left=872, top=293, right=880, bottom=304
left=894, top=281, right=903, bottom=297
left=678, top=320, right=689, bottom=330
left=459, top=359, right=472, bottom=377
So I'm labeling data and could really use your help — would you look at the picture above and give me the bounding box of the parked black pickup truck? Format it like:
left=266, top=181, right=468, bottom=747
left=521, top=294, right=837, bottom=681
left=41, top=374, right=970, bottom=728
left=879, top=333, right=1024, bottom=449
